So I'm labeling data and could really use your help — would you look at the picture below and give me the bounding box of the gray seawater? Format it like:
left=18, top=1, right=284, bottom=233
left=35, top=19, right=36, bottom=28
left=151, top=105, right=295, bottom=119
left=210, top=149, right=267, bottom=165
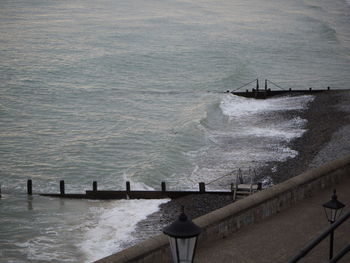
left=1, top=0, right=350, bottom=262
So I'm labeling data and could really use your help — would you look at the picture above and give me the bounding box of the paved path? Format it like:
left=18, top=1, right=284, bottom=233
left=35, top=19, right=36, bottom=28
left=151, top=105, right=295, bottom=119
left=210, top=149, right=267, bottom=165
left=195, top=177, right=350, bottom=263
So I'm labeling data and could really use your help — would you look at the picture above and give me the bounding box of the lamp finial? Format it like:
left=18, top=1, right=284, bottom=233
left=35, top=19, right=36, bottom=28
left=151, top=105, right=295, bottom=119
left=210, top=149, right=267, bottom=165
left=332, top=189, right=338, bottom=200
left=179, top=206, right=187, bottom=221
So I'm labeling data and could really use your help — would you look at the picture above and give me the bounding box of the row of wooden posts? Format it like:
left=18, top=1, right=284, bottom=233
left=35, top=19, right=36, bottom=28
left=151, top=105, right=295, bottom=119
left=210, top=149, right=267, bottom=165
left=25, top=179, right=207, bottom=195
left=230, top=82, right=334, bottom=99
left=0, top=179, right=261, bottom=200
left=228, top=78, right=331, bottom=94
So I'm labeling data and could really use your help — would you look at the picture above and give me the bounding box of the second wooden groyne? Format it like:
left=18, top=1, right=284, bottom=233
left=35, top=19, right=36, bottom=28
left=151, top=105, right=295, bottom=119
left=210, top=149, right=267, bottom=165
left=229, top=79, right=335, bottom=99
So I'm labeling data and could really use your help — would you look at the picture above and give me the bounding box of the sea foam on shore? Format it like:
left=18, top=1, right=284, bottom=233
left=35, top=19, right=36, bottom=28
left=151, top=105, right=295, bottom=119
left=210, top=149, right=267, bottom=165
left=80, top=199, right=169, bottom=262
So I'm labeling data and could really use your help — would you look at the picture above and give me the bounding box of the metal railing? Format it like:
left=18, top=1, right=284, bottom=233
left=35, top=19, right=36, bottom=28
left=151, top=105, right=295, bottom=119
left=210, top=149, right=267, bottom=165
left=288, top=210, right=350, bottom=263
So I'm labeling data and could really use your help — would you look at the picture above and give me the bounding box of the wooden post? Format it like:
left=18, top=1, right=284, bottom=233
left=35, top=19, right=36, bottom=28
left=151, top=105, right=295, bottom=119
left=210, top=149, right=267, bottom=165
left=289, top=88, right=292, bottom=91
left=249, top=174, right=253, bottom=194
left=93, top=181, right=97, bottom=192
left=27, top=179, right=32, bottom=195
left=60, top=180, right=65, bottom=195
left=257, top=182, right=262, bottom=190
left=265, top=79, right=267, bottom=90
left=199, top=182, right=205, bottom=193
left=126, top=181, right=131, bottom=193
left=327, top=86, right=330, bottom=90
left=231, top=183, right=236, bottom=201
left=256, top=79, right=259, bottom=91
left=309, top=87, right=312, bottom=91
left=161, top=182, right=166, bottom=192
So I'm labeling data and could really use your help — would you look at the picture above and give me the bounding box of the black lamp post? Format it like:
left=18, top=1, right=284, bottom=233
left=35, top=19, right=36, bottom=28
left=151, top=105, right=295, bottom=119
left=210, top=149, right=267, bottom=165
left=163, top=206, right=202, bottom=263
left=322, top=189, right=345, bottom=260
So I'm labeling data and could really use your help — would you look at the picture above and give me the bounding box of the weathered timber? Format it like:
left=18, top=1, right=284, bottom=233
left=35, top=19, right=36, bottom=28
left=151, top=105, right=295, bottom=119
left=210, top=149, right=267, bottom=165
left=199, top=182, right=206, bottom=193
left=161, top=182, right=166, bottom=192
left=126, top=181, right=131, bottom=193
left=231, top=183, right=261, bottom=200
left=232, top=88, right=329, bottom=99
left=42, top=190, right=234, bottom=200
left=60, top=180, right=65, bottom=195
left=229, top=79, right=341, bottom=99
left=40, top=193, right=88, bottom=199
left=38, top=181, right=260, bottom=200
left=27, top=179, right=32, bottom=195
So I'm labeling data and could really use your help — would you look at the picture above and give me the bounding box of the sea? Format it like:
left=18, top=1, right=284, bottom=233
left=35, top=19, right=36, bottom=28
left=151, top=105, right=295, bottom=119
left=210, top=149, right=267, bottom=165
left=1, top=0, right=350, bottom=262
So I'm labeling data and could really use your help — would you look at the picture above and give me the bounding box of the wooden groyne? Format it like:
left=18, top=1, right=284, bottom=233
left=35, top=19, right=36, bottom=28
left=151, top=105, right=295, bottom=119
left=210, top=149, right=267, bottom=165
left=22, top=180, right=261, bottom=200
left=228, top=79, right=334, bottom=99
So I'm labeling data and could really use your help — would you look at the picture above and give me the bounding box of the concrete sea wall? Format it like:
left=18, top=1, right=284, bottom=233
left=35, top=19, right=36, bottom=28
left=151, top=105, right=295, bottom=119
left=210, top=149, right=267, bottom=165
left=95, top=154, right=350, bottom=263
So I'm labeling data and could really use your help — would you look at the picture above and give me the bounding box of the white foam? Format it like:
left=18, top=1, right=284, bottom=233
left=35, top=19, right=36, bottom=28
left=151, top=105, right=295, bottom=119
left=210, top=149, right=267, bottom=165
left=244, top=126, right=306, bottom=141
left=189, top=95, right=311, bottom=182
left=79, top=199, right=169, bottom=262
left=220, top=94, right=314, bottom=117
left=202, top=114, right=307, bottom=147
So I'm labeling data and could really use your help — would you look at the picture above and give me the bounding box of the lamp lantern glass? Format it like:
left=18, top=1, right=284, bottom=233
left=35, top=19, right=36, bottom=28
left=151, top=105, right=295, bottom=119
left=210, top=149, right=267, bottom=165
left=323, top=189, right=345, bottom=223
left=163, top=207, right=202, bottom=263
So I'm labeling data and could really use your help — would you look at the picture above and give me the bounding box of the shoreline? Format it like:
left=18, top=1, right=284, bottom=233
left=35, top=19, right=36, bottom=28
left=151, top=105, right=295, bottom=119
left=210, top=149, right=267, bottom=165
left=131, top=90, right=350, bottom=249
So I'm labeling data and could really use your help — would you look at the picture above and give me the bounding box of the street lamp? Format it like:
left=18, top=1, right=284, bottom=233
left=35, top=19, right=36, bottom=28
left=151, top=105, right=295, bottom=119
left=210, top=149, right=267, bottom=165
left=163, top=206, right=202, bottom=263
left=322, top=189, right=345, bottom=260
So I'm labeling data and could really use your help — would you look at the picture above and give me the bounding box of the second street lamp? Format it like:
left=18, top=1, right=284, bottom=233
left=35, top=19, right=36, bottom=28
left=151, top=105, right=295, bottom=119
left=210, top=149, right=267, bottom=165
left=322, top=189, right=345, bottom=260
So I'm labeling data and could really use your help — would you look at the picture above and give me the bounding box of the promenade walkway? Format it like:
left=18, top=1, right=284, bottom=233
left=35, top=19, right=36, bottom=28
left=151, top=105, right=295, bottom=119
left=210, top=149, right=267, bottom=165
left=195, top=177, right=350, bottom=263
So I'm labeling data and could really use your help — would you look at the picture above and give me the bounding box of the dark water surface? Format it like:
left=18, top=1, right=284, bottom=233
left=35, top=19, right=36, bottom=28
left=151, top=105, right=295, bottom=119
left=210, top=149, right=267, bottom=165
left=1, top=0, right=350, bottom=261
